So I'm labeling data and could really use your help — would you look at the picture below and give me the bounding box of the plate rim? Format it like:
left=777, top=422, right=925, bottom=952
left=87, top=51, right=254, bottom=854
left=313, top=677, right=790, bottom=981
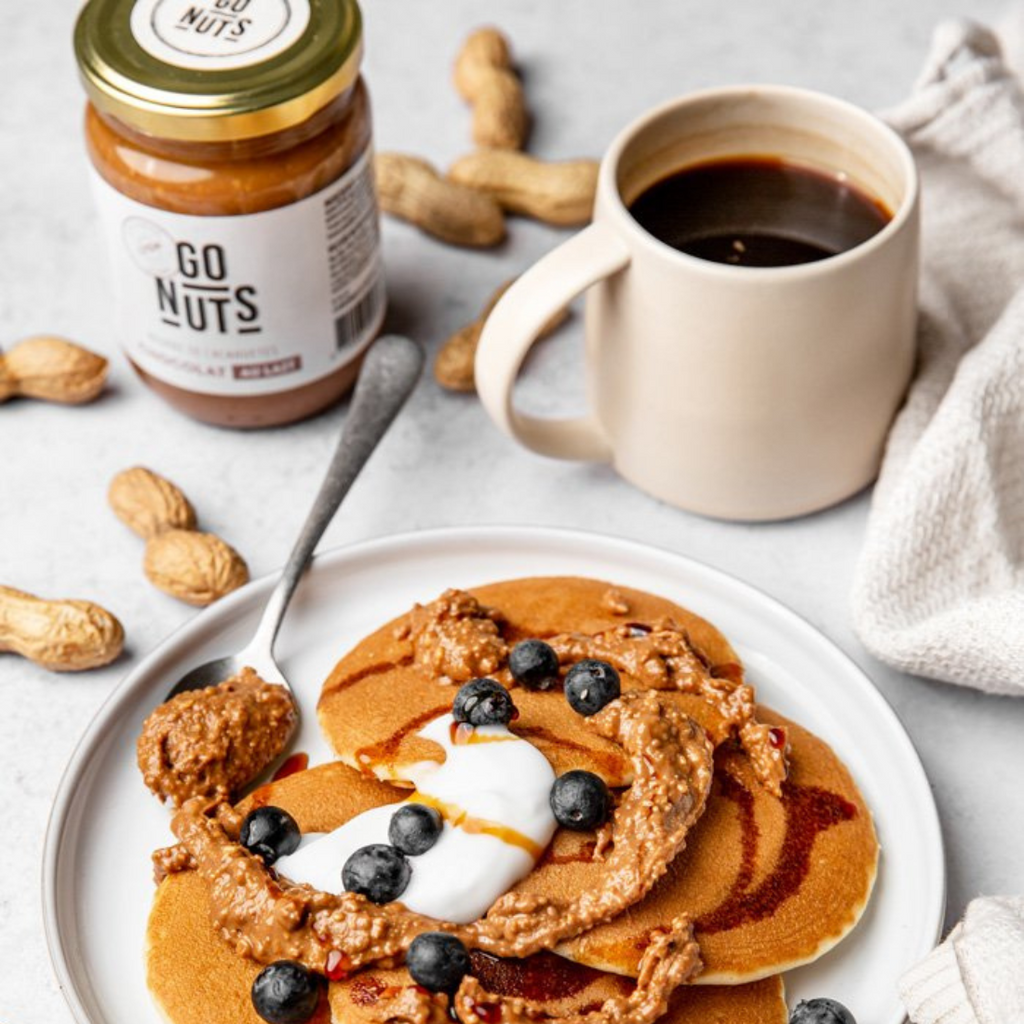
left=42, top=523, right=946, bottom=1024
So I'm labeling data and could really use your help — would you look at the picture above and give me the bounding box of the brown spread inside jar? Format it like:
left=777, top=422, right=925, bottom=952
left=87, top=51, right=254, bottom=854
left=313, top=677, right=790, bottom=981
left=75, top=0, right=384, bottom=428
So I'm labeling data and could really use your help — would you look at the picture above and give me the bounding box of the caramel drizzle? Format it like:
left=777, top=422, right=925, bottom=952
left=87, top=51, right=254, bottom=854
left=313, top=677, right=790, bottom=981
left=353, top=705, right=449, bottom=774
left=408, top=792, right=543, bottom=859
left=513, top=725, right=627, bottom=780
left=325, top=654, right=415, bottom=695
left=450, top=721, right=519, bottom=746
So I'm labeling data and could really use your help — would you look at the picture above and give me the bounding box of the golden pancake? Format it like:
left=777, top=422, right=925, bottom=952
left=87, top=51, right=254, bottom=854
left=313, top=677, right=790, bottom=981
left=147, top=870, right=268, bottom=1024
left=148, top=761, right=395, bottom=1024
left=146, top=763, right=786, bottom=1024
left=536, top=710, right=877, bottom=984
left=316, top=577, right=876, bottom=984
left=317, top=577, right=749, bottom=787
left=146, top=762, right=401, bottom=1024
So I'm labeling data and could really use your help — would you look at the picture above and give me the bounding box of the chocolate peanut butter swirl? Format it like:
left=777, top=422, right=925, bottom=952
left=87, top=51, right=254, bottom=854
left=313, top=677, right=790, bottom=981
left=170, top=691, right=713, bottom=974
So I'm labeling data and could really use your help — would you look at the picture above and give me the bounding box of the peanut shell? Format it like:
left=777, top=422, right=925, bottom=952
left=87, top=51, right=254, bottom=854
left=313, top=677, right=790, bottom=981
left=0, top=585, right=124, bottom=671
left=453, top=27, right=528, bottom=150
left=448, top=151, right=599, bottom=227
left=143, top=530, right=249, bottom=607
left=0, top=335, right=108, bottom=404
left=375, top=153, right=506, bottom=247
left=109, top=467, right=197, bottom=540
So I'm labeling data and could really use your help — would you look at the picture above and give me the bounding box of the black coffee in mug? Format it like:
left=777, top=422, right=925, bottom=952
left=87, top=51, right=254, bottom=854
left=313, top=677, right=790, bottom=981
left=628, top=156, right=891, bottom=267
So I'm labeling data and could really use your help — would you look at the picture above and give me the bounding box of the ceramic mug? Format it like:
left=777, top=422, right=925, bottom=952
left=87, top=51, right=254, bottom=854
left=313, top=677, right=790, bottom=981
left=474, top=86, right=919, bottom=521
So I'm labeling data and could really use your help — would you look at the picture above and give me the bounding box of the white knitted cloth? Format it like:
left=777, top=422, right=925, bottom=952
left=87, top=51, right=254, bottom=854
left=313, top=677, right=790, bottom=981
left=900, top=897, right=1024, bottom=1024
left=851, top=19, right=1024, bottom=695
left=852, top=19, right=1024, bottom=1024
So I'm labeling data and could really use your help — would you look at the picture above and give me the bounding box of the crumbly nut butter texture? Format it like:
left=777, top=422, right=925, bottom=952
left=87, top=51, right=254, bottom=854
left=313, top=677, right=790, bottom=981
left=170, top=690, right=710, bottom=1000
left=138, top=667, right=296, bottom=807
left=392, top=588, right=788, bottom=795
left=148, top=578, right=875, bottom=1024
left=402, top=588, right=509, bottom=683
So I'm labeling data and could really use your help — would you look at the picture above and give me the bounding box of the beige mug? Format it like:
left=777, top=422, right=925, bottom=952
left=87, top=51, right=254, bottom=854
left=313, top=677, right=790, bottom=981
left=475, top=86, right=919, bottom=521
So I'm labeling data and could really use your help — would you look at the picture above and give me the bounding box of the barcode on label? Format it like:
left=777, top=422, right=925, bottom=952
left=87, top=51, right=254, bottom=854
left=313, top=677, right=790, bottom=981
left=334, top=276, right=386, bottom=353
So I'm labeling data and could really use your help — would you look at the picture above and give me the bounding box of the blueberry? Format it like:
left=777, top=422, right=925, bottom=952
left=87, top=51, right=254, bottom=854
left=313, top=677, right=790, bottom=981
left=389, top=803, right=443, bottom=856
left=508, top=639, right=560, bottom=691
left=240, top=806, right=301, bottom=866
left=342, top=844, right=411, bottom=904
left=550, top=770, right=611, bottom=830
left=251, top=961, right=321, bottom=1024
left=789, top=998, right=857, bottom=1024
left=452, top=678, right=516, bottom=726
left=407, top=932, right=472, bottom=994
left=564, top=659, right=620, bottom=716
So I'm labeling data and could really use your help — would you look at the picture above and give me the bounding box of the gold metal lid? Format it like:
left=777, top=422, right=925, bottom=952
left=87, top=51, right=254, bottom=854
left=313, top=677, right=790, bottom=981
left=74, top=0, right=363, bottom=142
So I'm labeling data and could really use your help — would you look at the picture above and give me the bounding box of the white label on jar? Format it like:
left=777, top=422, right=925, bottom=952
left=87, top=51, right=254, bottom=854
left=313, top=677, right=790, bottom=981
left=89, top=146, right=385, bottom=397
left=130, top=0, right=312, bottom=72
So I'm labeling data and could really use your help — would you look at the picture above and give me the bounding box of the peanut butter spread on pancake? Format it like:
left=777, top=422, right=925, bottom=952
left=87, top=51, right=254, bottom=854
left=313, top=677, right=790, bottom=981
left=138, top=667, right=295, bottom=807
left=544, top=622, right=785, bottom=795
left=145, top=578, right=875, bottom=1024
left=386, top=588, right=785, bottom=794
left=401, top=589, right=509, bottom=684
left=145, top=867, right=789, bottom=1024
left=169, top=690, right=712, bottom=1022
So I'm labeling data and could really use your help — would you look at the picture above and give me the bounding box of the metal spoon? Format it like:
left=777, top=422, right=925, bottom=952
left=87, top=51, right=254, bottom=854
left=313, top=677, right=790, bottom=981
left=164, top=334, right=423, bottom=706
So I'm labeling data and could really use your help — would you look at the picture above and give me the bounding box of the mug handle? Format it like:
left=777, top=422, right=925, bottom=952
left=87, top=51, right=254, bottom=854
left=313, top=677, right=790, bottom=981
left=475, top=222, right=631, bottom=460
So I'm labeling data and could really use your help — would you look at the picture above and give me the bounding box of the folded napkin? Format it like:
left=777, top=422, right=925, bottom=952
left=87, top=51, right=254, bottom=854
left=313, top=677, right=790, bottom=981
left=850, top=19, right=1024, bottom=1024
left=851, top=18, right=1024, bottom=696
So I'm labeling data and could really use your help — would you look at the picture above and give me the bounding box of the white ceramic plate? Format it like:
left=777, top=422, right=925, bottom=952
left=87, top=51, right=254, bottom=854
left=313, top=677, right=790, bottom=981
left=44, top=526, right=944, bottom=1024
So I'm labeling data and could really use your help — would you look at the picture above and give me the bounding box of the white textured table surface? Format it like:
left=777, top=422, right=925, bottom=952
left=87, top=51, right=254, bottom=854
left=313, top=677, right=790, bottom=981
left=3, top=2, right=1023, bottom=1022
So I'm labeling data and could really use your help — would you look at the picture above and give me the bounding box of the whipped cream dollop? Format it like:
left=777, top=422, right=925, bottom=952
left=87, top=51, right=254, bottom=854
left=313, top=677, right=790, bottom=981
left=275, top=714, right=557, bottom=922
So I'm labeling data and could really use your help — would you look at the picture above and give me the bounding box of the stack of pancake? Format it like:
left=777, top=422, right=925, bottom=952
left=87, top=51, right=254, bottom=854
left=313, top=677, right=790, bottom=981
left=146, top=577, right=878, bottom=1024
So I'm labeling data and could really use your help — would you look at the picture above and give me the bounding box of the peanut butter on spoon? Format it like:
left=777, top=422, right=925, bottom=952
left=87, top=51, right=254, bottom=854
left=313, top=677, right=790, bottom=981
left=137, top=667, right=296, bottom=807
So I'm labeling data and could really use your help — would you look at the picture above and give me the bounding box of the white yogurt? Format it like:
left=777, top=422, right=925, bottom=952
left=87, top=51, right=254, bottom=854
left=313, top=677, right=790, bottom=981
left=275, top=714, right=557, bottom=922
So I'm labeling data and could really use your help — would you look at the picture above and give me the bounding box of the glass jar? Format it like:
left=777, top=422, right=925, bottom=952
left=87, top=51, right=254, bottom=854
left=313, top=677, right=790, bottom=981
left=74, top=0, right=384, bottom=427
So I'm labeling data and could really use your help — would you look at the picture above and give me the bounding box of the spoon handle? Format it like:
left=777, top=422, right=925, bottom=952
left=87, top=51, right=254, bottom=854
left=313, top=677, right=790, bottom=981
left=248, top=335, right=424, bottom=660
